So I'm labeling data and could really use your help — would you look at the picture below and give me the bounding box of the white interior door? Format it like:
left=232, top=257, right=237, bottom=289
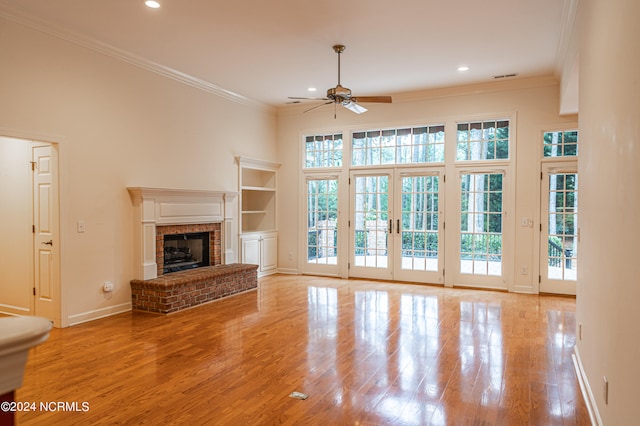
left=32, top=144, right=60, bottom=321
left=540, top=163, right=578, bottom=295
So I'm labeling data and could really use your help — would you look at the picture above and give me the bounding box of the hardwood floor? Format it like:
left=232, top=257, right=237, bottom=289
left=16, top=275, right=590, bottom=425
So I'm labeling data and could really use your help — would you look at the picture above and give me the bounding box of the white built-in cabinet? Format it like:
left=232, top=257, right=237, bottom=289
left=240, top=231, right=278, bottom=275
left=236, top=157, right=280, bottom=276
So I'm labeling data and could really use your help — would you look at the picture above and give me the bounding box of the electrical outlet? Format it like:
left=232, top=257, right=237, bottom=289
left=520, top=266, right=527, bottom=275
left=103, top=281, right=114, bottom=292
left=288, top=251, right=293, bottom=261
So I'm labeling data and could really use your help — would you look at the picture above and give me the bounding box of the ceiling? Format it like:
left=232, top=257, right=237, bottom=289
left=0, top=0, right=571, bottom=107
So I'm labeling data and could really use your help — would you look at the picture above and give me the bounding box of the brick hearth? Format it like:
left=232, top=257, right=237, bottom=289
left=130, top=263, right=258, bottom=314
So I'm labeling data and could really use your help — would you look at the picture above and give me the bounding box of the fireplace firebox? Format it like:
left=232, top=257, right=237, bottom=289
left=163, top=232, right=210, bottom=274
left=155, top=223, right=222, bottom=277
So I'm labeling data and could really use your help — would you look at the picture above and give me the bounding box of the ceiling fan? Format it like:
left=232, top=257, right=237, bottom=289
left=288, top=44, right=392, bottom=115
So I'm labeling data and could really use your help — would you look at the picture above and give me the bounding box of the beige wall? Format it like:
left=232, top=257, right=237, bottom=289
left=576, top=0, right=640, bottom=423
left=277, top=79, right=577, bottom=290
left=0, top=18, right=276, bottom=326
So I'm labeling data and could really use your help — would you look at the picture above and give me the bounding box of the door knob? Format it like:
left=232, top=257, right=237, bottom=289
left=42, top=240, right=53, bottom=246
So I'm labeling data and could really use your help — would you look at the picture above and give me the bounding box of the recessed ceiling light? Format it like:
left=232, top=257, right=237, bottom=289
left=145, top=1, right=160, bottom=8
left=457, top=66, right=470, bottom=72
left=308, top=87, right=317, bottom=92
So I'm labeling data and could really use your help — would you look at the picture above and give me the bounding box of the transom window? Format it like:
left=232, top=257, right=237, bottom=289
left=543, top=130, right=578, bottom=157
left=304, top=133, right=343, bottom=168
left=457, top=120, right=509, bottom=161
left=352, top=125, right=445, bottom=166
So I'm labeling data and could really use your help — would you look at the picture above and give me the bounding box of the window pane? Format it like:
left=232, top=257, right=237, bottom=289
left=307, top=179, right=338, bottom=264
left=460, top=172, right=503, bottom=276
left=303, top=133, right=343, bottom=168
left=401, top=175, right=440, bottom=272
left=543, top=130, right=578, bottom=157
left=352, top=124, right=444, bottom=166
left=547, top=172, right=578, bottom=280
left=457, top=120, right=510, bottom=161
left=353, top=175, right=389, bottom=269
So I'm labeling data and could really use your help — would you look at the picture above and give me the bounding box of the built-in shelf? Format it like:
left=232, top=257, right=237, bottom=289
left=241, top=186, right=276, bottom=192
left=236, top=157, right=280, bottom=276
left=236, top=157, right=280, bottom=234
left=241, top=167, right=276, bottom=190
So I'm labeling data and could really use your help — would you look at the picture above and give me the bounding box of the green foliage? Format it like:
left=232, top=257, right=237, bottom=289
left=401, top=232, right=438, bottom=258
left=460, top=233, right=502, bottom=260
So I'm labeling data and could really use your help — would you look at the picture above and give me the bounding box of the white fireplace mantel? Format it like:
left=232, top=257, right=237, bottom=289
left=127, top=187, right=238, bottom=280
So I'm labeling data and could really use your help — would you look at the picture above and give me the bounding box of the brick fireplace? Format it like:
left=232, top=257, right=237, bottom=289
left=127, top=188, right=256, bottom=314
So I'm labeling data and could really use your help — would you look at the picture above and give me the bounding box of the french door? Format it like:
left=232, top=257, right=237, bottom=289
left=349, top=168, right=444, bottom=284
left=304, top=176, right=340, bottom=276
left=455, top=170, right=507, bottom=290
left=540, top=163, right=578, bottom=295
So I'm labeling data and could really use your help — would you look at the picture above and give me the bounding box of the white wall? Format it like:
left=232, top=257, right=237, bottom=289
left=276, top=78, right=577, bottom=290
left=575, top=0, right=640, bottom=423
left=0, top=18, right=276, bottom=326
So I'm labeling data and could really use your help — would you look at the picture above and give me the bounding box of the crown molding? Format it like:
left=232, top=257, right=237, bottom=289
left=278, top=74, right=560, bottom=116
left=391, top=75, right=559, bottom=103
left=0, top=5, right=269, bottom=109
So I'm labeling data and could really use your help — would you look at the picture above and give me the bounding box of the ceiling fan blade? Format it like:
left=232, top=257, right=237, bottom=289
left=351, top=96, right=392, bottom=104
left=304, top=101, right=333, bottom=113
left=342, top=101, right=367, bottom=114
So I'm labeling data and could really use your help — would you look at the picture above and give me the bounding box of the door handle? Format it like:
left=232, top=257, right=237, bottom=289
left=42, top=240, right=53, bottom=246
left=389, top=220, right=392, bottom=234
left=397, top=219, right=400, bottom=234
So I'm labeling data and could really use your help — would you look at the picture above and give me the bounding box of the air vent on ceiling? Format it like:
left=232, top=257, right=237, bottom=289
left=494, top=73, right=518, bottom=79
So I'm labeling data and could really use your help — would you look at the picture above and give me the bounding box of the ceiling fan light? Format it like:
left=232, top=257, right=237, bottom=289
left=342, top=101, right=367, bottom=114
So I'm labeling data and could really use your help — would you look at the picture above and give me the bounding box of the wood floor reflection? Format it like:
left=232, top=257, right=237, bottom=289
left=17, top=275, right=590, bottom=425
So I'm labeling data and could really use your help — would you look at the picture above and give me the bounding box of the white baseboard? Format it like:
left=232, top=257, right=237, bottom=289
left=512, top=284, right=535, bottom=294
left=276, top=268, right=299, bottom=275
left=67, top=302, right=132, bottom=326
left=0, top=303, right=31, bottom=316
left=572, top=346, right=602, bottom=426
